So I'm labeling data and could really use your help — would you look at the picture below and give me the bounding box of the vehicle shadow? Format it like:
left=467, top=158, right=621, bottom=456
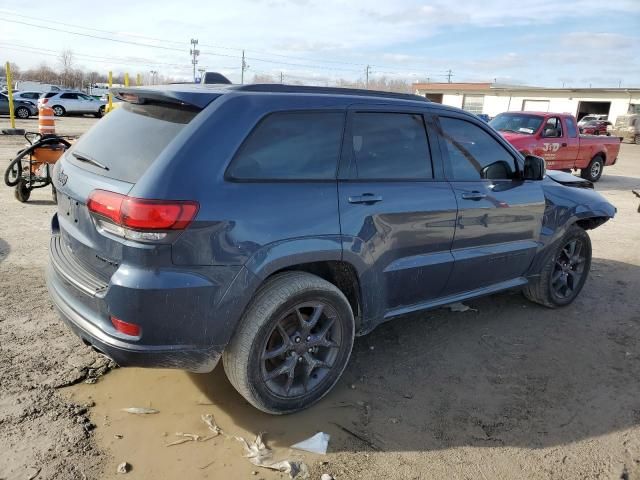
left=0, top=237, right=9, bottom=263
left=594, top=174, right=640, bottom=192
left=189, top=257, right=640, bottom=454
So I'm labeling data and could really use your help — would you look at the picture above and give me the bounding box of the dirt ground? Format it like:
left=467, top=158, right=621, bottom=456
left=1, top=115, right=639, bottom=480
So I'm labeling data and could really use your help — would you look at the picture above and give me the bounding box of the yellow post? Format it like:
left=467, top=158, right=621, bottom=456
left=136, top=73, right=142, bottom=86
left=124, top=72, right=129, bottom=87
left=108, top=71, right=113, bottom=112
left=5, top=62, right=16, bottom=129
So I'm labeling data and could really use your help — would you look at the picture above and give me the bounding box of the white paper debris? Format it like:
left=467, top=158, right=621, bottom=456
left=201, top=414, right=222, bottom=436
left=235, top=433, right=308, bottom=479
left=290, top=432, right=330, bottom=454
left=116, top=462, right=130, bottom=474
left=446, top=302, right=478, bottom=313
left=121, top=407, right=159, bottom=415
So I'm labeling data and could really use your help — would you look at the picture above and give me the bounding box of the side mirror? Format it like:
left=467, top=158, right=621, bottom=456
left=523, top=155, right=545, bottom=181
left=481, top=160, right=512, bottom=180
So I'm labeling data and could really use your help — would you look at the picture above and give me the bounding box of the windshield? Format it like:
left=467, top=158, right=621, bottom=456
left=489, top=113, right=543, bottom=135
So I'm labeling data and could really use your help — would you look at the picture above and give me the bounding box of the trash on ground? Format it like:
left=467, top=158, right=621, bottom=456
left=116, top=462, right=130, bottom=474
left=236, top=433, right=308, bottom=479
left=201, top=413, right=222, bottom=436
left=446, top=302, right=478, bottom=313
left=114, top=434, right=123, bottom=439
left=166, top=432, right=217, bottom=447
left=121, top=407, right=159, bottom=415
left=290, top=432, right=330, bottom=454
left=321, top=474, right=334, bottom=480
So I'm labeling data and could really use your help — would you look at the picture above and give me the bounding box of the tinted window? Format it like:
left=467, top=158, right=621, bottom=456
left=228, top=112, right=344, bottom=180
left=60, top=93, right=76, bottom=99
left=439, top=117, right=516, bottom=181
left=69, top=103, right=197, bottom=183
left=45, top=92, right=57, bottom=98
left=351, top=112, right=432, bottom=179
left=566, top=117, right=578, bottom=137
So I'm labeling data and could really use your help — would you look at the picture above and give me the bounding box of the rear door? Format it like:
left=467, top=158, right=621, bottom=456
left=338, top=106, right=457, bottom=320
left=433, top=114, right=545, bottom=295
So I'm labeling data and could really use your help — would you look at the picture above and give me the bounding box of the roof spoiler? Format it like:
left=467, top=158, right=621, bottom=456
left=111, top=87, right=218, bottom=109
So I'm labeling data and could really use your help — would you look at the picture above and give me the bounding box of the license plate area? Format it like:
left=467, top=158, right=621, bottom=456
left=58, top=194, right=82, bottom=225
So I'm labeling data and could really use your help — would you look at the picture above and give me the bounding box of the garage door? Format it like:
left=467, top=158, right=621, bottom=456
left=522, top=100, right=550, bottom=112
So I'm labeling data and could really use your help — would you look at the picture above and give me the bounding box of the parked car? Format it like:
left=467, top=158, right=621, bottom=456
left=579, top=120, right=611, bottom=136
left=41, top=91, right=106, bottom=117
left=577, top=114, right=607, bottom=127
left=47, top=84, right=615, bottom=414
left=0, top=92, right=39, bottom=119
left=612, top=114, right=640, bottom=144
left=11, top=91, right=44, bottom=106
left=490, top=111, right=621, bottom=181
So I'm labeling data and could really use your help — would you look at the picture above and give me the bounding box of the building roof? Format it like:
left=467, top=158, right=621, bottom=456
left=413, top=82, right=640, bottom=95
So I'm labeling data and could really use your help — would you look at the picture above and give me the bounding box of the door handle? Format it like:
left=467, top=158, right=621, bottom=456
left=561, top=142, right=567, bottom=147
left=461, top=191, right=487, bottom=201
left=348, top=193, right=383, bottom=204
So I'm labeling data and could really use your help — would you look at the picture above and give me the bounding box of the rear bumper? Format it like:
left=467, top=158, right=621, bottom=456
left=47, top=263, right=223, bottom=372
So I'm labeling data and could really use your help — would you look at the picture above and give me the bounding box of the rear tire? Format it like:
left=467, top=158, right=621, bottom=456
left=16, top=107, right=30, bottom=119
left=52, top=105, right=65, bottom=117
left=223, top=272, right=355, bottom=414
left=580, top=155, right=604, bottom=182
left=14, top=179, right=31, bottom=203
left=523, top=225, right=591, bottom=308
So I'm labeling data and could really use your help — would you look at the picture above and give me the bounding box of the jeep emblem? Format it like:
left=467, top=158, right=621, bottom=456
left=57, top=168, right=68, bottom=186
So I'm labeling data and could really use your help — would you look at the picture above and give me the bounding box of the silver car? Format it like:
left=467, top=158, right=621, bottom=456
left=42, top=91, right=106, bottom=117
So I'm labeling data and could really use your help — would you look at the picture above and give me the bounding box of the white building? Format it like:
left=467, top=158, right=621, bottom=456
left=413, top=82, right=640, bottom=123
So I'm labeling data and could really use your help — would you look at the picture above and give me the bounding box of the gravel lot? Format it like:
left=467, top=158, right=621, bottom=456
left=1, top=115, right=639, bottom=480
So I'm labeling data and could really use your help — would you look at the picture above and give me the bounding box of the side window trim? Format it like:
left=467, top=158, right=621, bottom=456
left=434, top=113, right=521, bottom=182
left=225, top=109, right=347, bottom=183
left=339, top=107, right=436, bottom=182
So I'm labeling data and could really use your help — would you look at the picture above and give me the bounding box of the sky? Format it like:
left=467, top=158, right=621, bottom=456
left=1, top=0, right=639, bottom=88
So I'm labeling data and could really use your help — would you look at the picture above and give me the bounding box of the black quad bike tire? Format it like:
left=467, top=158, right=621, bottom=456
left=223, top=272, right=355, bottom=414
left=14, top=179, right=31, bottom=203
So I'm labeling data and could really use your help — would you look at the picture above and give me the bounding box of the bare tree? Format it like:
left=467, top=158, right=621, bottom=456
left=59, top=49, right=75, bottom=87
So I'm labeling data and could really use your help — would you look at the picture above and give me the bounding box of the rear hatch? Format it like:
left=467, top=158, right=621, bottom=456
left=52, top=94, right=209, bottom=287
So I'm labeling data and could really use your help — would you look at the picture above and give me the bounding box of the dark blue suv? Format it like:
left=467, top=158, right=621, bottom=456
left=47, top=84, right=615, bottom=413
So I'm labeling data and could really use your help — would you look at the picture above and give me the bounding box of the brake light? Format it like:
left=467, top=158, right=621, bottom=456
left=87, top=190, right=198, bottom=241
left=111, top=316, right=141, bottom=337
left=41, top=98, right=49, bottom=104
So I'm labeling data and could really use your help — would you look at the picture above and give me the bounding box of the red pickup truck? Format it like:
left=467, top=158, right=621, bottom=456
left=489, top=112, right=621, bottom=182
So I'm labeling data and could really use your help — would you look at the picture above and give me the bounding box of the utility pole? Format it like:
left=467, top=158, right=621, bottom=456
left=150, top=70, right=157, bottom=85
left=198, top=67, right=206, bottom=83
left=365, top=65, right=371, bottom=89
left=280, top=72, right=284, bottom=84
left=446, top=69, right=453, bottom=83
left=190, top=38, right=199, bottom=83
left=241, top=50, right=248, bottom=84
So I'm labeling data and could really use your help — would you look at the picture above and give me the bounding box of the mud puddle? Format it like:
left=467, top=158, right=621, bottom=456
left=65, top=366, right=366, bottom=479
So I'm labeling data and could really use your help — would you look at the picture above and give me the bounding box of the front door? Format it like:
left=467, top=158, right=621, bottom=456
left=338, top=107, right=458, bottom=323
left=539, top=116, right=577, bottom=170
left=433, top=114, right=545, bottom=295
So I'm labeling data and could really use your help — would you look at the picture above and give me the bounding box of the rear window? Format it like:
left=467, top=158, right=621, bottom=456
left=44, top=92, right=57, bottom=98
left=227, top=111, right=344, bottom=180
left=68, top=103, right=197, bottom=183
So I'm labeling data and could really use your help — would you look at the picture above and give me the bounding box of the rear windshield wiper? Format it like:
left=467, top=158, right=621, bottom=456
left=72, top=151, right=109, bottom=171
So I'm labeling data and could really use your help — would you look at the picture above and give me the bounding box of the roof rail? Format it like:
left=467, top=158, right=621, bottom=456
left=234, top=84, right=429, bottom=102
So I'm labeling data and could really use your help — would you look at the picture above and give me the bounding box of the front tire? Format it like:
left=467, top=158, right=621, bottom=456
left=52, top=105, right=65, bottom=117
left=95, top=106, right=105, bottom=118
left=580, top=155, right=604, bottom=182
left=223, top=272, right=355, bottom=414
left=523, top=225, right=592, bottom=308
left=14, top=179, right=31, bottom=203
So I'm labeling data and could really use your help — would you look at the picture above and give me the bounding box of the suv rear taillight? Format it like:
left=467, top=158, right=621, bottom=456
left=41, top=98, right=49, bottom=104
left=87, top=190, right=199, bottom=242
